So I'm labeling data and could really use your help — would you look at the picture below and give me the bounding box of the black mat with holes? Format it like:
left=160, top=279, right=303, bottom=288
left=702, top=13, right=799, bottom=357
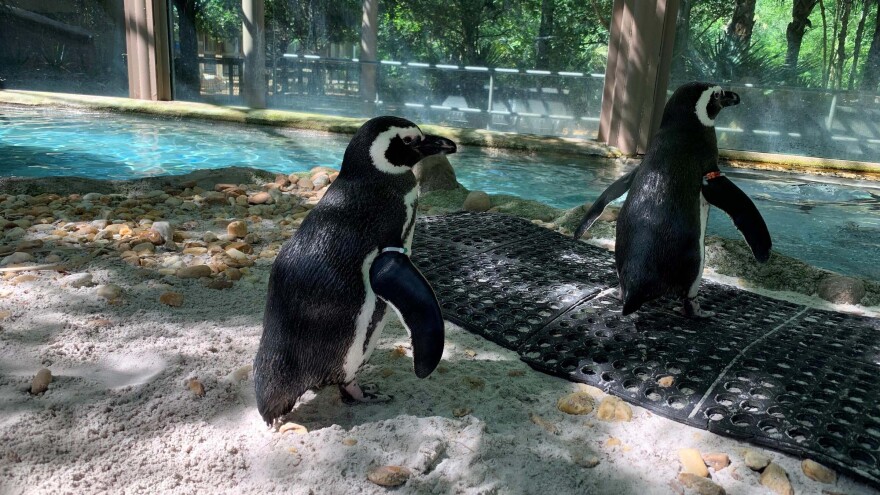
left=412, top=212, right=880, bottom=488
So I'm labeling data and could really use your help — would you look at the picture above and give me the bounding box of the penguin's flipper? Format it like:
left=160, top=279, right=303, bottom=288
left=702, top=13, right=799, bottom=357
left=370, top=250, right=444, bottom=378
left=702, top=175, right=772, bottom=262
left=574, top=168, right=637, bottom=239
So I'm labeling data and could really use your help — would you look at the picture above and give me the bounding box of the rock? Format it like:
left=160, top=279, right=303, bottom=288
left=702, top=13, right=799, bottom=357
left=596, top=396, right=633, bottom=422
left=297, top=177, right=314, bottom=190
left=132, top=242, right=155, bottom=254
left=187, top=378, right=205, bottom=397
left=413, top=154, right=460, bottom=193
left=248, top=192, right=271, bottom=205
left=342, top=438, right=357, bottom=446
left=463, top=191, right=491, bottom=212
left=279, top=423, right=308, bottom=435
left=528, top=412, right=559, bottom=434
left=227, top=220, right=248, bottom=238
left=274, top=174, right=290, bottom=187
left=225, top=267, right=243, bottom=281
left=225, top=247, right=249, bottom=262
left=177, top=265, right=213, bottom=279
left=329, top=172, right=339, bottom=182
left=598, top=207, right=620, bottom=222
left=702, top=452, right=730, bottom=471
left=367, top=465, right=411, bottom=487
left=311, top=173, right=330, bottom=189
left=658, top=376, right=675, bottom=387
left=574, top=453, right=600, bottom=468
left=678, top=473, right=726, bottom=495
left=151, top=221, right=176, bottom=249
left=203, top=231, right=219, bottom=243
left=224, top=365, right=252, bottom=384
left=802, top=459, right=836, bottom=484
left=744, top=450, right=771, bottom=471
left=678, top=448, right=709, bottom=477
left=1, top=251, right=34, bottom=266
left=462, top=376, right=485, bottom=390
left=15, top=239, right=43, bottom=251
left=160, top=292, right=184, bottom=307
left=452, top=407, right=472, bottom=418
left=4, top=227, right=26, bottom=240
left=62, top=273, right=94, bottom=288
left=557, top=392, right=595, bottom=415
left=97, top=284, right=123, bottom=301
left=30, top=368, right=52, bottom=395
left=760, top=463, right=794, bottom=495
left=817, top=274, right=866, bottom=305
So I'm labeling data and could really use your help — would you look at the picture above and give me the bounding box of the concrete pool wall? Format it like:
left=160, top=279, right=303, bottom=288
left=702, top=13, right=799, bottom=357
left=3, top=89, right=880, bottom=181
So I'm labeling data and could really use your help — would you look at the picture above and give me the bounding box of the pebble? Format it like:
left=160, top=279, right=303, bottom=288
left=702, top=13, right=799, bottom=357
left=97, top=284, right=124, bottom=301
left=203, top=278, right=233, bottom=290
left=225, top=267, right=243, bottom=281
left=132, top=242, right=155, bottom=254
left=311, top=173, right=330, bottom=189
left=452, top=407, right=472, bottom=418
left=187, top=378, right=205, bottom=397
left=297, top=177, right=314, bottom=190
left=528, top=413, right=558, bottom=434
left=462, top=376, right=485, bottom=390
left=801, top=459, right=836, bottom=484
left=573, top=453, right=600, bottom=468
left=595, top=396, right=633, bottom=422
left=367, top=466, right=411, bottom=487
left=677, top=473, right=726, bottom=495
left=160, top=292, right=184, bottom=307
left=463, top=191, right=491, bottom=212
left=248, top=192, right=271, bottom=204
left=657, top=375, right=675, bottom=387
left=4, top=227, right=26, bottom=240
left=224, top=365, right=252, bottom=384
left=678, top=448, right=709, bottom=477
left=61, top=273, right=94, bottom=288
left=227, top=220, right=248, bottom=238
left=177, top=265, right=212, bottom=279
left=702, top=452, right=730, bottom=471
left=30, top=368, right=52, bottom=395
left=1, top=251, right=34, bottom=266
left=744, top=449, right=771, bottom=471
left=279, top=423, right=308, bottom=435
left=760, top=463, right=794, bottom=495
left=0, top=310, right=11, bottom=320
left=557, top=392, right=595, bottom=415
left=342, top=438, right=357, bottom=446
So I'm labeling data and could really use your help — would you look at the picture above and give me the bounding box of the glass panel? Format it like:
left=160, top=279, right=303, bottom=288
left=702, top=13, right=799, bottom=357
left=670, top=0, right=880, bottom=163
left=0, top=0, right=128, bottom=96
left=263, top=0, right=611, bottom=139
left=170, top=0, right=243, bottom=104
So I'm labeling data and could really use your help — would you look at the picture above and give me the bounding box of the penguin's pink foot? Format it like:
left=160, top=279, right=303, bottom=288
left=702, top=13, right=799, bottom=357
left=339, top=381, right=392, bottom=405
left=680, top=297, right=715, bottom=319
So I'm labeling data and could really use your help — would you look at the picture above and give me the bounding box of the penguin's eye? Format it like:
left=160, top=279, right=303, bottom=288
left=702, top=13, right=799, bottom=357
left=402, top=136, right=414, bottom=145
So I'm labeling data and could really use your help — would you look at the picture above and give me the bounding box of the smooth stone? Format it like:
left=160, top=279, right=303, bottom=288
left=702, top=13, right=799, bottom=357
left=225, top=248, right=249, bottom=261
left=97, top=284, right=124, bottom=301
left=177, top=265, right=213, bottom=279
left=678, top=473, right=726, bottom=495
left=367, top=466, right=411, bottom=487
left=744, top=450, right=771, bottom=471
left=30, top=368, right=52, bottom=395
left=4, top=227, right=26, bottom=240
left=801, top=459, right=836, bottom=484
left=557, top=392, right=595, bottom=415
left=1, top=252, right=34, bottom=266
left=62, top=273, right=94, bottom=288
left=595, top=396, right=633, bottom=422
left=701, top=452, right=730, bottom=471
left=160, top=292, right=184, bottom=307
left=311, top=173, right=330, bottom=189
left=760, top=463, right=794, bottom=495
left=817, top=274, right=866, bottom=305
left=678, top=448, right=709, bottom=477
left=463, top=191, right=491, bottom=212
left=248, top=192, right=271, bottom=205
left=227, top=220, right=248, bottom=238
left=297, top=177, right=315, bottom=190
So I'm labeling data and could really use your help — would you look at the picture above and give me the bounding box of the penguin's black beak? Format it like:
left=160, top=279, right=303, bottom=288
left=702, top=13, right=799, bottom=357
left=413, top=134, right=457, bottom=156
left=720, top=90, right=740, bottom=107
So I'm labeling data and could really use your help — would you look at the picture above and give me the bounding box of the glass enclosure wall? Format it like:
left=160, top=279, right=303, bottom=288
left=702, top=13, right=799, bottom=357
left=671, top=0, right=880, bottom=163
left=171, top=0, right=612, bottom=139
left=0, top=0, right=128, bottom=96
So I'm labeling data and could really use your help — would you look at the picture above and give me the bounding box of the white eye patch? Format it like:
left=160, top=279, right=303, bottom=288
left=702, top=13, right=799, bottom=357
left=695, top=85, right=723, bottom=127
left=369, top=126, right=423, bottom=174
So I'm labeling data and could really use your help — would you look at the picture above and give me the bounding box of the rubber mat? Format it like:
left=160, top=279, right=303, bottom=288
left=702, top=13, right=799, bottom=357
left=412, top=212, right=880, bottom=488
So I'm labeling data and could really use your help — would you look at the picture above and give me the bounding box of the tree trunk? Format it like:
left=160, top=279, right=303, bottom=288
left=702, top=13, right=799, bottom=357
left=849, top=0, right=873, bottom=89
left=535, top=0, right=555, bottom=69
left=672, top=0, right=693, bottom=77
left=861, top=1, right=880, bottom=90
left=785, top=0, right=818, bottom=80
left=835, top=0, right=853, bottom=89
left=173, top=0, right=199, bottom=100
left=820, top=0, right=829, bottom=87
left=727, top=0, right=757, bottom=46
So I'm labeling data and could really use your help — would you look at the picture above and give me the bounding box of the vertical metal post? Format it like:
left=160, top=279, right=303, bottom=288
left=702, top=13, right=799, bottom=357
left=360, top=0, right=378, bottom=106
left=242, top=0, right=267, bottom=108
left=598, top=0, right=679, bottom=155
left=487, top=72, right=494, bottom=113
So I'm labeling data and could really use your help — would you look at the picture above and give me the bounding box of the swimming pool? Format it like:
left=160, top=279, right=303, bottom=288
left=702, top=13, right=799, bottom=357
left=2, top=105, right=879, bottom=281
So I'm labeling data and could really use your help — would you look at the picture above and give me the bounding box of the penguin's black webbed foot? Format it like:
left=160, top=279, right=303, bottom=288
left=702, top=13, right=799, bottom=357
left=679, top=297, right=715, bottom=319
left=339, top=381, right=392, bottom=405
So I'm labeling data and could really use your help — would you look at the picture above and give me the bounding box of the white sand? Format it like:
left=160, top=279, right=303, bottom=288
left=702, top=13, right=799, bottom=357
left=1, top=248, right=878, bottom=494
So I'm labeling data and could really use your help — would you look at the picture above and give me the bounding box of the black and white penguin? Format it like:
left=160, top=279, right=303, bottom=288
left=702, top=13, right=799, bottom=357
left=575, top=82, right=771, bottom=317
left=254, top=116, right=457, bottom=424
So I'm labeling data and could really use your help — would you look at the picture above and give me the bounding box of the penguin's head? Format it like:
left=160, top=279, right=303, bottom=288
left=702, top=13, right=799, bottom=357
left=662, top=82, right=740, bottom=128
left=344, top=116, right=457, bottom=176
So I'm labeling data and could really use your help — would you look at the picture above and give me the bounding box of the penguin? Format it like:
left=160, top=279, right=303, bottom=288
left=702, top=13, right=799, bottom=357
left=254, top=116, right=457, bottom=425
left=574, top=82, right=771, bottom=317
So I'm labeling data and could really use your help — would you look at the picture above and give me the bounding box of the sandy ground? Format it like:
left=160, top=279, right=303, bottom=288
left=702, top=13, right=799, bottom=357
left=0, top=245, right=878, bottom=495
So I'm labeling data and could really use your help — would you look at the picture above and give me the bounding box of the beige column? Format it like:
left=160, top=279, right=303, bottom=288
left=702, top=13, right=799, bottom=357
left=599, top=0, right=679, bottom=155
left=360, top=0, right=378, bottom=105
left=242, top=0, right=267, bottom=108
left=123, top=0, right=172, bottom=100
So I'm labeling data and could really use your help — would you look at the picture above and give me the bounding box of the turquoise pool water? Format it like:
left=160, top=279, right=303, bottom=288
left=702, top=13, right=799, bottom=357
left=2, top=105, right=879, bottom=281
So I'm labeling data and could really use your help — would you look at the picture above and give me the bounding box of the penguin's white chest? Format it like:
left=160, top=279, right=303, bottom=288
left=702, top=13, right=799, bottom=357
left=402, top=185, right=419, bottom=251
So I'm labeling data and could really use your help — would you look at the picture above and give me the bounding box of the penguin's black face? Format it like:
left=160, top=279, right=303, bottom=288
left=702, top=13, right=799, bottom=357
left=662, top=82, right=740, bottom=128
left=361, top=116, right=457, bottom=175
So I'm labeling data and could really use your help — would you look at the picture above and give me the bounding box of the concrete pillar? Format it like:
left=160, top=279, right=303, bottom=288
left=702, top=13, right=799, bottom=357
left=124, top=0, right=172, bottom=100
left=360, top=0, right=378, bottom=105
left=242, top=0, right=267, bottom=108
left=598, top=0, right=679, bottom=155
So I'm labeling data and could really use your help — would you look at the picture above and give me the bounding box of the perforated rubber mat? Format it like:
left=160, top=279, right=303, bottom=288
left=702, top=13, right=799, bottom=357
left=412, top=212, right=880, bottom=488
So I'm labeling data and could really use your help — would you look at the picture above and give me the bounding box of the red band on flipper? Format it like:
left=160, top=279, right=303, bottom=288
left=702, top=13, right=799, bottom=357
left=703, top=171, right=724, bottom=181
